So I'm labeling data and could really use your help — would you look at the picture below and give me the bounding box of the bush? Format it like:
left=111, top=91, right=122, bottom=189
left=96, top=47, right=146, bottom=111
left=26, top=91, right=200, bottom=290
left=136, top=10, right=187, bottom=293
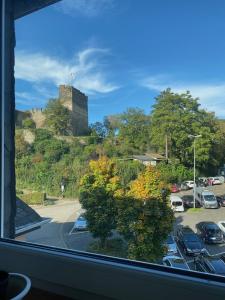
left=22, top=118, right=36, bottom=129
left=20, top=191, right=46, bottom=205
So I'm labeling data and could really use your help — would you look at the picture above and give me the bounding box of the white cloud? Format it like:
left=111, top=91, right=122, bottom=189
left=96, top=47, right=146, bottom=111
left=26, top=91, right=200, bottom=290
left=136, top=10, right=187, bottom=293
left=141, top=75, right=225, bottom=118
left=56, top=0, right=115, bottom=17
left=15, top=48, right=119, bottom=95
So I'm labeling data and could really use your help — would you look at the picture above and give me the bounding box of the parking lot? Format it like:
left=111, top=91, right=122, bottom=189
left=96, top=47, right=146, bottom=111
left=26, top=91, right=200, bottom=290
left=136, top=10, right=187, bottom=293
left=172, top=183, right=225, bottom=270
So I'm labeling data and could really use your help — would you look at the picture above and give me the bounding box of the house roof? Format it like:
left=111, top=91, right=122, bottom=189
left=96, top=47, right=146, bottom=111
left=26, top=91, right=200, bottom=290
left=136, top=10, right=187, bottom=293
left=133, top=153, right=167, bottom=162
left=15, top=197, right=50, bottom=237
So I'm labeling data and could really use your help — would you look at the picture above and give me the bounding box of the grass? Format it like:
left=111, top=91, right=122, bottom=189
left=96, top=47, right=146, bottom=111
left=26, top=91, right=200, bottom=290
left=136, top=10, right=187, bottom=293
left=187, top=207, right=203, bottom=213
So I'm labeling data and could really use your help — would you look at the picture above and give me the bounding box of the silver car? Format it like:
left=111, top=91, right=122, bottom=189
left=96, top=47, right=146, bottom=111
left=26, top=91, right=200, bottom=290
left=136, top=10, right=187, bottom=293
left=73, top=214, right=88, bottom=231
left=165, top=234, right=178, bottom=255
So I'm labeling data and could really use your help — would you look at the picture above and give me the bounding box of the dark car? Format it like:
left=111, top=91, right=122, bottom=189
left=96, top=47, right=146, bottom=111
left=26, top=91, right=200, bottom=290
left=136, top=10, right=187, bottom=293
left=216, top=195, right=225, bottom=207
left=175, top=226, right=206, bottom=256
left=194, top=255, right=225, bottom=276
left=196, top=222, right=224, bottom=244
left=181, top=195, right=201, bottom=208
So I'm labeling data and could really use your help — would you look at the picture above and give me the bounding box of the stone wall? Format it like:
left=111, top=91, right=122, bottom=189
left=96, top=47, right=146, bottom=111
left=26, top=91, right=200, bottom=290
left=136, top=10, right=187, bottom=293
left=29, top=108, right=46, bottom=128
left=15, top=85, right=88, bottom=136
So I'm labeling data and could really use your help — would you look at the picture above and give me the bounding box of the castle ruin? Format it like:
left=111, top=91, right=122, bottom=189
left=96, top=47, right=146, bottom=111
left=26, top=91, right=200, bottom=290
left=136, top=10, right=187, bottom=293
left=15, top=85, right=89, bottom=136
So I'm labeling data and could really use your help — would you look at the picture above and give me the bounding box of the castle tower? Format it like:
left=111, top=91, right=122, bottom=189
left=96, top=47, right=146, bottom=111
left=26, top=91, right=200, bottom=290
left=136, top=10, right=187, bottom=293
left=59, top=85, right=88, bottom=136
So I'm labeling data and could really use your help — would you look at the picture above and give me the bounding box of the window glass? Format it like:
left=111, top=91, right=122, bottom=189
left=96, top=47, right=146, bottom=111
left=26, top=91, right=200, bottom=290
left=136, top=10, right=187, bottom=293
left=8, top=0, right=225, bottom=278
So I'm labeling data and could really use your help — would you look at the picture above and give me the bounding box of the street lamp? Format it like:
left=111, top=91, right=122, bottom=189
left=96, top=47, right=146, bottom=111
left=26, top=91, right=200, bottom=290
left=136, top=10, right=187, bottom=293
left=188, top=134, right=202, bottom=208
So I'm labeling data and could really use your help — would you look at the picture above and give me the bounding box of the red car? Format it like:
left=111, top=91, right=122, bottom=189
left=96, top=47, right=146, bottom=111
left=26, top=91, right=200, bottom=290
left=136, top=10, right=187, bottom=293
left=171, top=184, right=180, bottom=193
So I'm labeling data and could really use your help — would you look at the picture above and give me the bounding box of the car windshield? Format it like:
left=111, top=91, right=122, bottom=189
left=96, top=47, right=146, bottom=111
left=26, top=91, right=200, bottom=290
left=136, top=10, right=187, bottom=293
left=172, top=202, right=182, bottom=206
left=207, top=228, right=220, bottom=235
left=204, top=195, right=216, bottom=202
left=78, top=216, right=85, bottom=221
left=184, top=234, right=199, bottom=242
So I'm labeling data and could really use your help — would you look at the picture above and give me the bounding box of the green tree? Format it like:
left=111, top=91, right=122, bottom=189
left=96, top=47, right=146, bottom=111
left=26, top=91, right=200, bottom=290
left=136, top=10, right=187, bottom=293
left=79, top=157, right=119, bottom=247
left=150, top=89, right=219, bottom=171
left=116, top=166, right=174, bottom=262
left=44, top=99, right=71, bottom=135
left=117, top=108, right=151, bottom=154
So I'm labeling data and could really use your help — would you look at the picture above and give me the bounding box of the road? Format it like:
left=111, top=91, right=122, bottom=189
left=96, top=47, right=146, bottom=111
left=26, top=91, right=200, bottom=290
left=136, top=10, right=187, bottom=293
left=26, top=199, right=84, bottom=249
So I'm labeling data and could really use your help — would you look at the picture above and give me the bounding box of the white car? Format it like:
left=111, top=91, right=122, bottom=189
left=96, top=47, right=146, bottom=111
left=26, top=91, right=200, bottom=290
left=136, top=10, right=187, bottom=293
left=185, top=181, right=194, bottom=189
left=217, top=221, right=225, bottom=237
left=163, top=256, right=190, bottom=270
left=170, top=195, right=184, bottom=212
left=210, top=177, right=222, bottom=185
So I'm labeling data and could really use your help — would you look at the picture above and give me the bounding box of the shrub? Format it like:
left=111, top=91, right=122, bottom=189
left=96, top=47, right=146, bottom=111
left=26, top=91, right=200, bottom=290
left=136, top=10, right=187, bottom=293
left=20, top=191, right=46, bottom=205
left=22, top=118, right=36, bottom=129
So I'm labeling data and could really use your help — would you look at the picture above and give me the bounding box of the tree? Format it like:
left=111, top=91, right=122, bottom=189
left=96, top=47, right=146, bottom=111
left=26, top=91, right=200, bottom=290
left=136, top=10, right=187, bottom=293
left=150, top=89, right=219, bottom=171
left=44, top=99, right=71, bottom=135
left=117, top=108, right=151, bottom=154
left=79, top=157, right=119, bottom=247
left=116, top=166, right=174, bottom=262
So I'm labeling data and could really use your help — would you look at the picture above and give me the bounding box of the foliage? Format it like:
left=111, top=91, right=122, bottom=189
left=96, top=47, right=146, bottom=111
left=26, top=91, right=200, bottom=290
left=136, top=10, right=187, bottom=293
left=158, top=161, right=194, bottom=184
left=117, top=108, right=151, bottom=153
left=20, top=191, right=46, bottom=205
left=15, top=131, right=32, bottom=158
left=150, top=89, right=220, bottom=171
left=22, top=118, right=36, bottom=129
left=88, top=238, right=127, bottom=258
left=116, top=166, right=174, bottom=261
left=79, top=157, right=119, bottom=246
left=44, top=99, right=72, bottom=135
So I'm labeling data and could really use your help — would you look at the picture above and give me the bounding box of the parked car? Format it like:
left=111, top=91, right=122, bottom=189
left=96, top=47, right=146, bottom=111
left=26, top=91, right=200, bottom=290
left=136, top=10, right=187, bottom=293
left=184, top=181, right=194, bottom=189
left=196, top=222, right=224, bottom=244
left=181, top=195, right=201, bottom=208
left=175, top=226, right=206, bottom=256
left=163, top=256, right=190, bottom=270
left=73, top=214, right=88, bottom=231
left=170, top=195, right=184, bottom=212
left=164, top=234, right=178, bottom=255
left=217, top=221, right=225, bottom=238
left=195, top=188, right=218, bottom=209
left=216, top=195, right=225, bottom=207
left=194, top=255, right=225, bottom=276
left=171, top=184, right=180, bottom=193
left=180, top=182, right=189, bottom=191
left=208, top=177, right=221, bottom=185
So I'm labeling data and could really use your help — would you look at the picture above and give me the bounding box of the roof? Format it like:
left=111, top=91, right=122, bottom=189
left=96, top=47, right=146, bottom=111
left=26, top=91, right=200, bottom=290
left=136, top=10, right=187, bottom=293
left=15, top=197, right=50, bottom=237
left=133, top=153, right=167, bottom=162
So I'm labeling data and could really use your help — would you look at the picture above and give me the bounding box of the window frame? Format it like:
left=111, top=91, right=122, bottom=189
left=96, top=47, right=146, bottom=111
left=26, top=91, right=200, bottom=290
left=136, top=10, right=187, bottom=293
left=1, top=2, right=225, bottom=298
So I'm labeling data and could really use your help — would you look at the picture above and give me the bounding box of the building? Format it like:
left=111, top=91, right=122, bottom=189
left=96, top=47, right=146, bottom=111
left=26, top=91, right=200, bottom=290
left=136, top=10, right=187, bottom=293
left=59, top=85, right=88, bottom=136
left=15, top=84, right=89, bottom=136
left=133, top=153, right=167, bottom=166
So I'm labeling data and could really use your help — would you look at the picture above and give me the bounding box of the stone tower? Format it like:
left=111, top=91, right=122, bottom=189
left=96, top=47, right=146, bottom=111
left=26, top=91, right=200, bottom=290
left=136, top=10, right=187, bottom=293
left=59, top=85, right=88, bottom=136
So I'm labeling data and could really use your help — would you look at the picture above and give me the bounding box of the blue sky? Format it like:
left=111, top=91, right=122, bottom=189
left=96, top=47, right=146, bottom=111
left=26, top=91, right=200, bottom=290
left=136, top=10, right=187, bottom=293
left=15, top=0, right=225, bottom=123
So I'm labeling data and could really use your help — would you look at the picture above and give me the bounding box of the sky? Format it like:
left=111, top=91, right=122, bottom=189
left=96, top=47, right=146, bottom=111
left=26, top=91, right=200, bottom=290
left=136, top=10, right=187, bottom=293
left=15, top=0, right=225, bottom=123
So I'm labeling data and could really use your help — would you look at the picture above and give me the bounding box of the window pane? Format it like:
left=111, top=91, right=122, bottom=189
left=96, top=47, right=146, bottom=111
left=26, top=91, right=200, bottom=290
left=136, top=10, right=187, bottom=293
left=10, top=0, right=225, bottom=278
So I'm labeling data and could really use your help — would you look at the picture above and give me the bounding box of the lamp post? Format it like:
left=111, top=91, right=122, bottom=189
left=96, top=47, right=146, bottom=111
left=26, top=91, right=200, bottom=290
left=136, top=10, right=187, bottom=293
left=188, top=134, right=202, bottom=208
